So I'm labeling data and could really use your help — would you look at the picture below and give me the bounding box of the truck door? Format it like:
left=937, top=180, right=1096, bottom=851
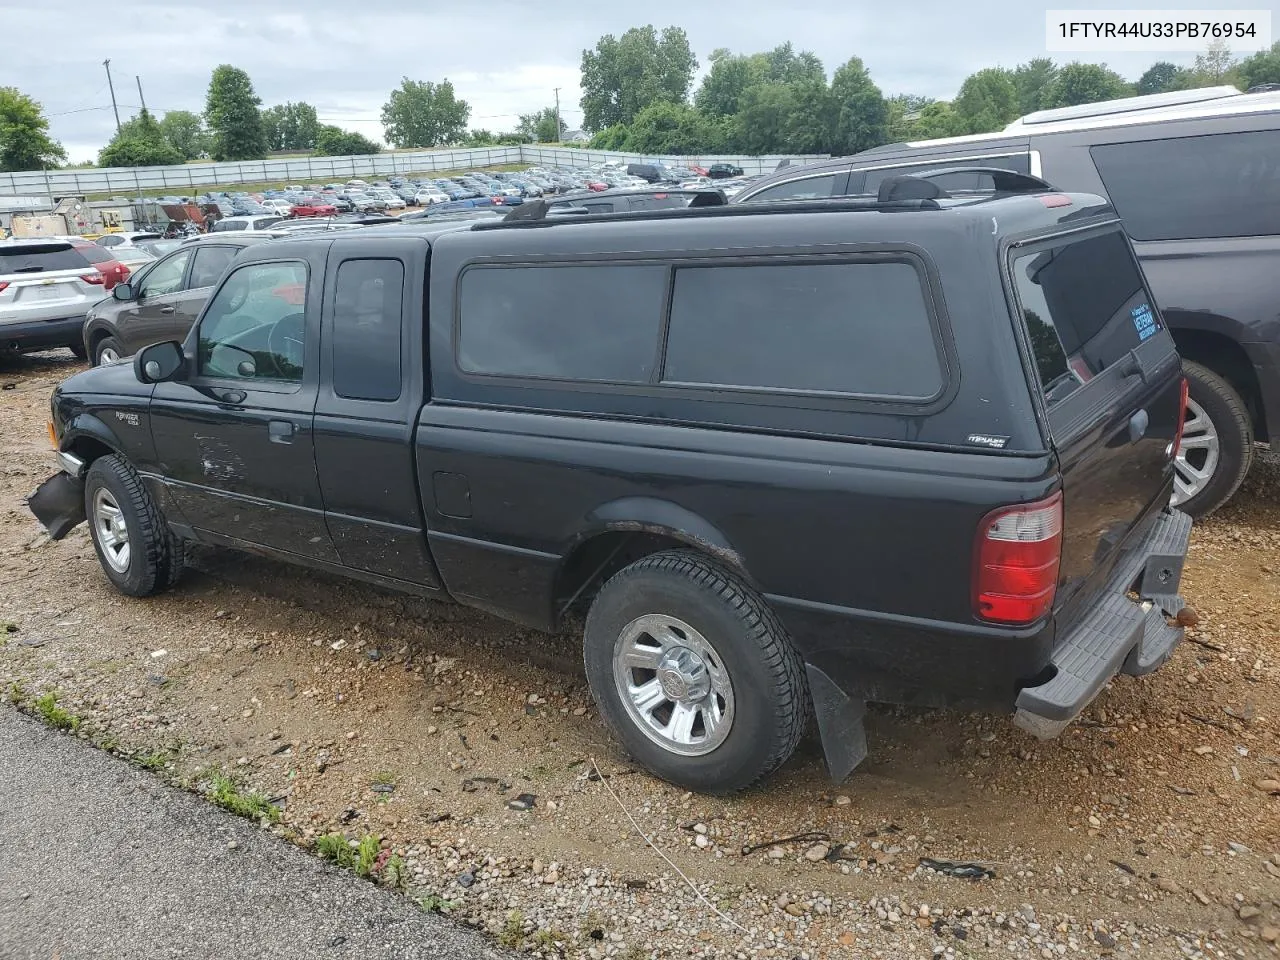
left=313, top=238, right=442, bottom=588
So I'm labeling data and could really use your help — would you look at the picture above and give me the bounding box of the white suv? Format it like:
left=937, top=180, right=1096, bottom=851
left=0, top=239, right=103, bottom=356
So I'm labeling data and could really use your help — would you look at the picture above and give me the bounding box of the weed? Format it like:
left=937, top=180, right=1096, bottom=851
left=532, top=928, right=567, bottom=953
left=135, top=750, right=170, bottom=771
left=35, top=692, right=81, bottom=732
left=620, top=948, right=648, bottom=960
left=8, top=681, right=26, bottom=705
left=208, top=774, right=281, bottom=822
left=382, top=854, right=407, bottom=891
left=499, top=911, right=526, bottom=949
left=98, top=734, right=121, bottom=753
left=315, top=833, right=354, bottom=868
left=417, top=893, right=456, bottom=914
left=355, top=834, right=380, bottom=877
left=370, top=770, right=397, bottom=786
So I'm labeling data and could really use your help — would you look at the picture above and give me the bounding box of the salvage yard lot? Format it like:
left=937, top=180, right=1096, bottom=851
left=2, top=351, right=1278, bottom=960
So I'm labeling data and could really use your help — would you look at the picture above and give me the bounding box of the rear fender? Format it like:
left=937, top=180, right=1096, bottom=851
left=580, top=497, right=749, bottom=580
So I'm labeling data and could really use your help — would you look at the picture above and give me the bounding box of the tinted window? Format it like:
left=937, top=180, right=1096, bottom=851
left=198, top=261, right=308, bottom=382
left=1010, top=231, right=1161, bottom=408
left=0, top=245, right=88, bottom=273
left=458, top=264, right=665, bottom=381
left=629, top=195, right=694, bottom=211
left=138, top=249, right=192, bottom=298
left=1091, top=131, right=1280, bottom=241
left=859, top=154, right=1031, bottom=195
left=211, top=220, right=247, bottom=232
left=332, top=259, right=403, bottom=401
left=663, top=261, right=942, bottom=398
left=189, top=246, right=238, bottom=289
left=744, top=174, right=836, bottom=202
left=73, top=245, right=111, bottom=265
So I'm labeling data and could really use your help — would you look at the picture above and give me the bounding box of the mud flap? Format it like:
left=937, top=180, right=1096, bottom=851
left=805, top=664, right=868, bottom=783
left=26, top=472, right=86, bottom=540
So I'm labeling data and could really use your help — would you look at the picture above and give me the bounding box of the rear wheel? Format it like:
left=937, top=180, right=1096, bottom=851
left=584, top=550, right=808, bottom=794
left=1173, top=361, right=1252, bottom=518
left=67, top=343, right=87, bottom=361
left=93, top=336, right=125, bottom=366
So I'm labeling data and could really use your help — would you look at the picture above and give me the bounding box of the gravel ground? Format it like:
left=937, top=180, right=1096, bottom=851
left=0, top=708, right=509, bottom=960
left=1, top=351, right=1278, bottom=960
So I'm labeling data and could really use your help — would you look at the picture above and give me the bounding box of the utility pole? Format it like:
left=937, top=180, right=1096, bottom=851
left=103, top=59, right=121, bottom=133
left=135, top=75, right=148, bottom=115
left=553, top=87, right=561, bottom=143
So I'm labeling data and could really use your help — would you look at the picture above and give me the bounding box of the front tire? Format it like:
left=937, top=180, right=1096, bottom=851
left=1173, top=361, right=1253, bottom=517
left=584, top=550, right=808, bottom=794
left=93, top=336, right=125, bottom=366
left=85, top=455, right=184, bottom=597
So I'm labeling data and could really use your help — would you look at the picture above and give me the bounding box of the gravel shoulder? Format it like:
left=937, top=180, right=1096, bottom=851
left=0, top=707, right=509, bottom=960
left=1, top=351, right=1278, bottom=960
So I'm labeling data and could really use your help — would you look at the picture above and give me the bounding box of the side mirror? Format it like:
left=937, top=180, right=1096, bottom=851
left=112, top=282, right=135, bottom=302
left=134, top=340, right=185, bottom=384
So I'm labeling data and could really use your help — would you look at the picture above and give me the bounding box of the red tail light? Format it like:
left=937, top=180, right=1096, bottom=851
left=0, top=282, right=8, bottom=293
left=1171, top=376, right=1189, bottom=458
left=973, top=492, right=1063, bottom=625
left=80, top=272, right=104, bottom=285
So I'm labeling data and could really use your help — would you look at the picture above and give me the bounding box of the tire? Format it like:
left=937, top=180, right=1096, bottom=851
left=583, top=550, right=808, bottom=794
left=92, top=336, right=125, bottom=367
left=1174, top=360, right=1253, bottom=518
left=84, top=455, right=184, bottom=597
left=68, top=342, right=87, bottom=360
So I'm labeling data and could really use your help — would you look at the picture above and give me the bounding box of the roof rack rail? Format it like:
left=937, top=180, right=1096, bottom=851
left=1247, top=82, right=1280, bottom=93
left=876, top=167, right=1054, bottom=202
left=1009, top=85, right=1240, bottom=127
left=501, top=190, right=728, bottom=224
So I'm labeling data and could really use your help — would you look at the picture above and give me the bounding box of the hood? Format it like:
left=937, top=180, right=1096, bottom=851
left=58, top=358, right=154, bottom=399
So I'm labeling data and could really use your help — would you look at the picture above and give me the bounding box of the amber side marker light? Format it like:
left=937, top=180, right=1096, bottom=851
left=47, top=421, right=58, bottom=449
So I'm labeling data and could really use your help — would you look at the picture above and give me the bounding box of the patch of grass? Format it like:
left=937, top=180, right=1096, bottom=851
left=417, top=893, right=456, bottom=914
left=370, top=770, right=397, bottom=787
left=316, top=832, right=355, bottom=868
left=135, top=749, right=171, bottom=771
left=8, top=680, right=27, bottom=705
left=355, top=834, right=380, bottom=877
left=208, top=773, right=280, bottom=822
left=499, top=911, right=526, bottom=949
left=533, top=928, right=567, bottom=953
left=35, top=691, right=81, bottom=732
left=98, top=734, right=121, bottom=753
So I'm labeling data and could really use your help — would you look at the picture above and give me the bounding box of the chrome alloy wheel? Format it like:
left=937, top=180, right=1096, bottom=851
left=91, top=487, right=131, bottom=573
left=611, top=614, right=735, bottom=757
left=1171, top=397, right=1220, bottom=507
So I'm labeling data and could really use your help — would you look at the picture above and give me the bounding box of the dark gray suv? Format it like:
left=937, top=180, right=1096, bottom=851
left=735, top=85, right=1280, bottom=517
left=82, top=233, right=277, bottom=366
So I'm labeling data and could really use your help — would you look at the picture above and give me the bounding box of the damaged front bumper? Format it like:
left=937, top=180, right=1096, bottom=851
left=27, top=451, right=88, bottom=540
left=1014, top=508, right=1193, bottom=739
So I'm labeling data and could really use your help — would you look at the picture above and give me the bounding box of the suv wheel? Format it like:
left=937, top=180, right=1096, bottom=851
left=1173, top=361, right=1253, bottom=517
left=85, top=455, right=185, bottom=597
left=584, top=550, right=808, bottom=794
left=93, top=336, right=125, bottom=366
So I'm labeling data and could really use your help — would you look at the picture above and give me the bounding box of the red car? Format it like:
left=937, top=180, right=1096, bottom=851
left=585, top=179, right=609, bottom=192
left=67, top=239, right=130, bottom=291
left=290, top=196, right=338, bottom=217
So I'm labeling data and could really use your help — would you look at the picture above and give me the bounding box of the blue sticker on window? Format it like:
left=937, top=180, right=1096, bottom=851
left=1131, top=302, right=1159, bottom=341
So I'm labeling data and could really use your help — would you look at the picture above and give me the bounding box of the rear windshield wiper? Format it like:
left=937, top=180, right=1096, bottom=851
left=11, top=266, right=46, bottom=273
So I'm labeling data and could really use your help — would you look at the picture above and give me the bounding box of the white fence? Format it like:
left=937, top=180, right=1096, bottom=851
left=0, top=146, right=828, bottom=197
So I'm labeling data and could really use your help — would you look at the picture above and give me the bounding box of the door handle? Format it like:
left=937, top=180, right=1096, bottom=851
left=268, top=420, right=296, bottom=444
left=159, top=305, right=175, bottom=315
left=212, top=388, right=246, bottom=405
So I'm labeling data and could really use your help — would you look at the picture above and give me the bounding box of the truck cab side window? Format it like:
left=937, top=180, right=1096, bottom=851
left=198, top=261, right=308, bottom=382
left=331, top=259, right=404, bottom=401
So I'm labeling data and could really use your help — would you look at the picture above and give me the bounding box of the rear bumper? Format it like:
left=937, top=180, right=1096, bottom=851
left=1242, top=340, right=1280, bottom=442
left=1014, top=508, right=1192, bottom=738
left=0, top=316, right=86, bottom=352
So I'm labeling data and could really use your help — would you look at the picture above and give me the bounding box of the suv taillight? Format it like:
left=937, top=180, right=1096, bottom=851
left=0, top=281, right=8, bottom=293
left=80, top=272, right=104, bottom=285
left=973, top=492, right=1063, bottom=625
left=1171, top=376, right=1189, bottom=458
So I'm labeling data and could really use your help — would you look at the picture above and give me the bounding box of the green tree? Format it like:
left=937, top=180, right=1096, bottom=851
left=1190, top=41, right=1238, bottom=84
left=158, top=109, right=206, bottom=160
left=695, top=49, right=768, bottom=117
left=579, top=25, right=697, bottom=132
left=625, top=101, right=729, bottom=153
left=763, top=42, right=825, bottom=85
left=204, top=65, right=267, bottom=161
left=734, top=83, right=796, bottom=154
left=1238, top=41, right=1280, bottom=89
left=1040, top=62, right=1131, bottom=108
left=261, top=101, right=320, bottom=151
left=99, top=107, right=184, bottom=167
left=828, top=56, right=888, bottom=155
left=517, top=107, right=566, bottom=142
left=954, top=68, right=1019, bottom=133
left=380, top=78, right=470, bottom=147
left=1137, top=61, right=1190, bottom=94
left=1012, top=58, right=1058, bottom=113
left=312, top=124, right=380, bottom=156
left=911, top=101, right=966, bottom=139
left=588, top=123, right=631, bottom=149
left=785, top=80, right=836, bottom=154
left=0, top=87, right=66, bottom=172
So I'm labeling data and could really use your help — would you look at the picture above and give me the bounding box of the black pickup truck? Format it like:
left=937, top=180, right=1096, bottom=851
left=29, top=178, right=1193, bottom=794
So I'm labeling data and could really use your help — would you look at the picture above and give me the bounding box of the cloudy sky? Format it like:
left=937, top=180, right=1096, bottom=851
left=3, top=0, right=1276, bottom=162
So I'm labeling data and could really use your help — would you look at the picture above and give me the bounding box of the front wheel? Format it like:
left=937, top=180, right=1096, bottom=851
left=93, top=336, right=125, bottom=366
left=84, top=455, right=185, bottom=597
left=584, top=550, right=808, bottom=794
left=1173, top=361, right=1253, bottom=518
